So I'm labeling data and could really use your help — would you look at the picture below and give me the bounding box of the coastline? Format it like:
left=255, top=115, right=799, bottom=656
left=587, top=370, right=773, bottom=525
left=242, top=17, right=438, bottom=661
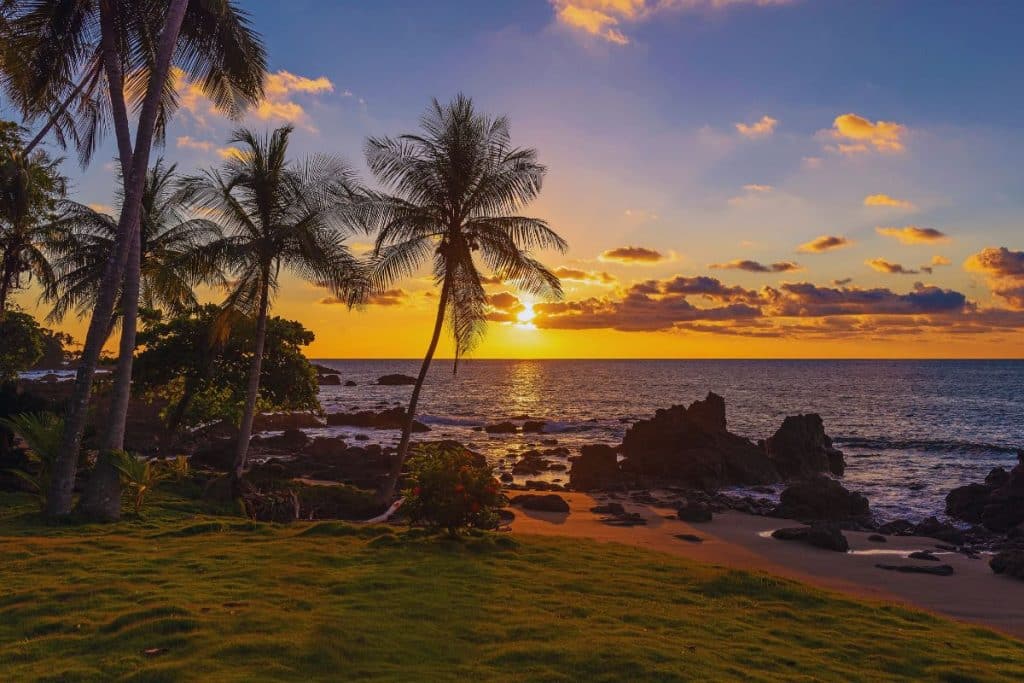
left=510, top=491, right=1024, bottom=640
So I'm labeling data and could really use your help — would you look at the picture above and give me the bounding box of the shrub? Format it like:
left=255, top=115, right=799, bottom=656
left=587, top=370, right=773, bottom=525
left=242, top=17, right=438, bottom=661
left=108, top=451, right=169, bottom=515
left=402, top=444, right=506, bottom=535
left=0, top=412, right=62, bottom=509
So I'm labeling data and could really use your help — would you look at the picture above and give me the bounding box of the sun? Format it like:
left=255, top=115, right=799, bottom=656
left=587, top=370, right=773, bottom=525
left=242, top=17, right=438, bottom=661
left=516, top=302, right=536, bottom=325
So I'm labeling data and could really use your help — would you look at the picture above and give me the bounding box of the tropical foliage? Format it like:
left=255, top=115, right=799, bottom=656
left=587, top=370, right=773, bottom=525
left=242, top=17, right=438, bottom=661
left=401, top=443, right=506, bottom=535
left=108, top=450, right=168, bottom=515
left=0, top=411, right=63, bottom=508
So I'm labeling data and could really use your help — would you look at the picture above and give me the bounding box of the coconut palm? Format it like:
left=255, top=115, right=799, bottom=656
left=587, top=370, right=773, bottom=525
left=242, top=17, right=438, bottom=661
left=44, top=158, right=223, bottom=328
left=1, top=0, right=267, bottom=517
left=179, top=125, right=366, bottom=484
left=360, top=94, right=567, bottom=503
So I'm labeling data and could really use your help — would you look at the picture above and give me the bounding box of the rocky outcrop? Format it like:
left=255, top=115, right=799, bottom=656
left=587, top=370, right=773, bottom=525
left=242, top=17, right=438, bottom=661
left=774, top=476, right=870, bottom=522
left=484, top=421, right=518, bottom=434
left=522, top=420, right=546, bottom=433
left=510, top=494, right=570, bottom=513
left=772, top=524, right=849, bottom=552
left=990, top=550, right=1024, bottom=580
left=765, top=414, right=845, bottom=477
left=945, top=453, right=1024, bottom=532
left=569, top=444, right=624, bottom=491
left=618, top=393, right=780, bottom=490
left=676, top=499, right=712, bottom=522
left=875, top=563, right=954, bottom=576
left=318, top=374, right=341, bottom=386
left=252, top=411, right=324, bottom=431
left=326, top=407, right=429, bottom=433
left=251, top=428, right=309, bottom=451
left=377, top=374, right=417, bottom=385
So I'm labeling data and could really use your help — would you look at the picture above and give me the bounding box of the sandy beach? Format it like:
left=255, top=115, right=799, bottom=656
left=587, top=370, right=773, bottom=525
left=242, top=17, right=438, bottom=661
left=511, top=492, right=1024, bottom=639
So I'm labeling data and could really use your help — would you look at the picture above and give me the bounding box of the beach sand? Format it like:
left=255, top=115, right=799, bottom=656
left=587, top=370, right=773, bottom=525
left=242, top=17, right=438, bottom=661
left=510, top=492, right=1024, bottom=639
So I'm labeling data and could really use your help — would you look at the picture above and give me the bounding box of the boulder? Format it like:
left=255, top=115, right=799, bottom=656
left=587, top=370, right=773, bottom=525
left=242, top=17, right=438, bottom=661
left=253, top=411, right=324, bottom=431
left=510, top=494, right=570, bottom=513
left=676, top=500, right=713, bottom=523
left=945, top=454, right=1024, bottom=533
left=875, top=563, right=954, bottom=577
left=945, top=482, right=993, bottom=524
left=377, top=374, right=417, bottom=386
left=251, top=428, right=309, bottom=451
left=775, top=476, right=870, bottom=521
left=569, top=444, right=623, bottom=491
left=302, top=436, right=348, bottom=459
left=913, top=517, right=965, bottom=545
left=591, top=502, right=626, bottom=515
left=765, top=413, right=845, bottom=478
left=326, top=407, right=430, bottom=433
left=344, top=380, right=357, bottom=387
left=772, top=524, right=849, bottom=552
left=522, top=420, right=546, bottom=433
left=990, top=550, right=1024, bottom=580
left=499, top=472, right=514, bottom=483
left=318, top=374, right=341, bottom=386
left=618, top=393, right=779, bottom=490
left=484, top=421, right=518, bottom=434
left=511, top=451, right=552, bottom=475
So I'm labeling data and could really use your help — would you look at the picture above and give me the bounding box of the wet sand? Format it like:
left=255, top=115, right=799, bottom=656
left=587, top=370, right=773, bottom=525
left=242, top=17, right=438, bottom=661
left=509, top=492, right=1024, bottom=639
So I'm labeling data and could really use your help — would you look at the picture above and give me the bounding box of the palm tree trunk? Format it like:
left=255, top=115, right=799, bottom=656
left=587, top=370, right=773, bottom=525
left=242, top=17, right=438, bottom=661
left=46, top=0, right=190, bottom=517
left=75, top=228, right=142, bottom=521
left=231, top=275, right=271, bottom=484
left=377, top=276, right=451, bottom=503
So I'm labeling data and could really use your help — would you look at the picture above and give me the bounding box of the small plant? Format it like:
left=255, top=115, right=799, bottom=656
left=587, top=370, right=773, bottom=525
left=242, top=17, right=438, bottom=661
left=108, top=451, right=169, bottom=515
left=401, top=444, right=506, bottom=535
left=168, top=455, right=190, bottom=482
left=0, top=412, right=63, bottom=509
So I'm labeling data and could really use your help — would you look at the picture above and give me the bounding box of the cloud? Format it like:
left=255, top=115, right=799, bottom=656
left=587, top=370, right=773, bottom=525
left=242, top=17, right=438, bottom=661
left=876, top=226, right=950, bottom=245
left=216, top=147, right=248, bottom=161
left=321, top=288, right=408, bottom=306
left=550, top=1, right=796, bottom=45
left=553, top=266, right=618, bottom=285
left=866, top=258, right=918, bottom=275
left=965, top=247, right=1024, bottom=308
left=742, top=183, right=773, bottom=192
left=832, top=278, right=853, bottom=286
left=827, top=113, right=907, bottom=154
left=931, top=255, right=952, bottom=267
left=735, top=115, right=778, bottom=139
left=765, top=281, right=967, bottom=317
left=802, top=156, right=823, bottom=169
left=486, top=291, right=526, bottom=322
left=87, top=203, right=113, bottom=214
left=599, top=246, right=667, bottom=264
left=176, top=135, right=213, bottom=152
left=863, top=193, right=915, bottom=210
left=623, top=208, right=660, bottom=222
left=798, top=235, right=852, bottom=253
left=709, top=259, right=801, bottom=273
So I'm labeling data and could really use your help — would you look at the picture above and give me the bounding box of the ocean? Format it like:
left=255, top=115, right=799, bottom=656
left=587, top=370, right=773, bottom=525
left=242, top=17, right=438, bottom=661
left=310, top=359, right=1024, bottom=522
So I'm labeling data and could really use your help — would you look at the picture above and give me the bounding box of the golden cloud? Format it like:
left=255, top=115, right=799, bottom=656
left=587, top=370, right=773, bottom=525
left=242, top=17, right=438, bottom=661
left=553, top=266, right=618, bottom=285
left=176, top=135, right=213, bottom=152
left=599, top=246, right=667, bottom=264
left=829, top=113, right=906, bottom=154
left=965, top=247, right=1024, bottom=309
left=709, top=259, right=800, bottom=273
left=797, top=235, right=852, bottom=253
left=866, top=258, right=917, bottom=275
left=735, top=115, right=778, bottom=139
left=863, top=193, right=915, bottom=210
left=931, top=255, right=952, bottom=266
left=876, top=226, right=950, bottom=244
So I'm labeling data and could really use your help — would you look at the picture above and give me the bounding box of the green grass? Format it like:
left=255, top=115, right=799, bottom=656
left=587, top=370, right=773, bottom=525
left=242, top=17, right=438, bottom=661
left=0, top=490, right=1022, bottom=682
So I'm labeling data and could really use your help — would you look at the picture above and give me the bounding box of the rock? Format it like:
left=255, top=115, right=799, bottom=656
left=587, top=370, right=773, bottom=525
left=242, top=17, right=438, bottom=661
left=913, top=517, right=965, bottom=545
left=377, top=374, right=417, bottom=386
left=569, top=444, right=623, bottom=491
left=484, top=421, right=518, bottom=434
left=318, top=374, right=341, bottom=386
left=772, top=523, right=849, bottom=552
left=301, top=436, right=348, bottom=459
left=511, top=451, right=552, bottom=475
left=618, top=393, right=779, bottom=490
left=591, top=502, right=626, bottom=515
left=499, top=472, right=514, bottom=483
left=989, top=550, right=1024, bottom=580
left=522, top=420, right=546, bottom=433
left=601, top=512, right=646, bottom=527
left=945, top=482, right=993, bottom=524
left=775, top=476, right=870, bottom=521
left=909, top=550, right=940, bottom=561
left=251, top=428, right=309, bottom=451
left=252, top=411, right=324, bottom=431
left=765, top=413, right=846, bottom=477
left=945, top=454, right=1024, bottom=533
left=344, top=380, right=357, bottom=387
left=325, top=407, right=430, bottom=433
left=675, top=534, right=703, bottom=543
left=877, top=519, right=915, bottom=536
left=676, top=499, right=713, bottom=523
left=510, top=494, right=570, bottom=513
left=867, top=534, right=887, bottom=543
left=875, top=563, right=954, bottom=577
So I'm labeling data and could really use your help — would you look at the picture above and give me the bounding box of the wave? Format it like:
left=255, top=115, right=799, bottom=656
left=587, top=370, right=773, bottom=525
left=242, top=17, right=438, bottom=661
left=834, top=436, right=1020, bottom=456
left=417, top=415, right=484, bottom=428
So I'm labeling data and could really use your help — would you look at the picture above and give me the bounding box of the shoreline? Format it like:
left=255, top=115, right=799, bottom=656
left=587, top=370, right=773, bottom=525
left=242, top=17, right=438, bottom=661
left=510, top=491, right=1024, bottom=640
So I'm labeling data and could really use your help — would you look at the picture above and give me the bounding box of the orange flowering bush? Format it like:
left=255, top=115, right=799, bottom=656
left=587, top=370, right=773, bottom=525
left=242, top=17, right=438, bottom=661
left=402, top=443, right=506, bottom=534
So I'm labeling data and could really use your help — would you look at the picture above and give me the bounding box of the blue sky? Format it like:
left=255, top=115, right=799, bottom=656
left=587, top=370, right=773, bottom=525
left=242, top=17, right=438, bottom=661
left=6, top=0, right=1024, bottom=357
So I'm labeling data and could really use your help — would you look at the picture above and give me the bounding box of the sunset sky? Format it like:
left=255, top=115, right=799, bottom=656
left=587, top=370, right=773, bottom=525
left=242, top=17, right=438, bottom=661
left=6, top=0, right=1024, bottom=358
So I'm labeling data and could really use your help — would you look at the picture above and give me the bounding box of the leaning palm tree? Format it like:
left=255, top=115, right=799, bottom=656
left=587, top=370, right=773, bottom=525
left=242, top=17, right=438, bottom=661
left=180, top=125, right=365, bottom=484
left=44, top=158, right=224, bottom=328
left=360, top=94, right=568, bottom=503
left=1, top=0, right=267, bottom=518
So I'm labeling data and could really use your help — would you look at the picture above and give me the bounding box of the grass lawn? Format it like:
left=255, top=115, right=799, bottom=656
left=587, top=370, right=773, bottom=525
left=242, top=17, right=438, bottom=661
left=1, top=490, right=1022, bottom=682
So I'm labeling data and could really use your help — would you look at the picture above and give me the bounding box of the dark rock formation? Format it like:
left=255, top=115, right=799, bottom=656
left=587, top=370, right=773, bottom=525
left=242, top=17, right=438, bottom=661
left=510, top=494, right=570, bottom=513
left=772, top=524, right=849, bottom=552
left=251, top=428, right=309, bottom=451
left=908, top=550, right=940, bottom=562
left=990, top=550, right=1024, bottom=580
left=618, top=393, right=779, bottom=490
left=318, top=374, right=341, bottom=386
left=875, top=563, right=954, bottom=577
left=522, top=420, right=546, bottom=433
left=326, top=407, right=429, bottom=432
left=676, top=499, right=713, bottom=522
left=252, top=411, right=324, bottom=431
left=484, top=421, right=518, bottom=434
left=775, top=475, right=870, bottom=521
left=569, top=444, right=623, bottom=491
left=377, top=374, right=417, bottom=385
left=913, top=516, right=965, bottom=545
left=344, top=380, right=357, bottom=387
left=591, top=502, right=626, bottom=515
left=867, top=534, right=887, bottom=543
left=765, top=414, right=846, bottom=477
left=946, top=454, right=1024, bottom=533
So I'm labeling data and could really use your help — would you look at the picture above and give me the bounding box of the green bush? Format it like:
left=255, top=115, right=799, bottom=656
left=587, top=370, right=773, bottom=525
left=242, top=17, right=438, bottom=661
left=0, top=412, right=62, bottom=509
left=401, top=444, right=506, bottom=535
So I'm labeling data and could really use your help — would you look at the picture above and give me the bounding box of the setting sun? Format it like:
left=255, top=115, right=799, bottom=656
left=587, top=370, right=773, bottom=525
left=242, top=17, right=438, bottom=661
left=516, top=302, right=536, bottom=325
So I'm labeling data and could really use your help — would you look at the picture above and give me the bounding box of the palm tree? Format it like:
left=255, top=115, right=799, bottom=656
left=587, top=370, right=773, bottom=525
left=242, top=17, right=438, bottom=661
left=44, top=159, right=223, bottom=329
left=360, top=94, right=567, bottom=503
left=180, top=125, right=366, bottom=484
left=1, top=0, right=267, bottom=517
